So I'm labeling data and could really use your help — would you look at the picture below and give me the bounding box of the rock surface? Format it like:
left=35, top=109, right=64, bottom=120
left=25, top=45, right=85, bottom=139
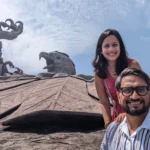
left=0, top=126, right=105, bottom=150
left=0, top=19, right=105, bottom=149
left=0, top=74, right=105, bottom=149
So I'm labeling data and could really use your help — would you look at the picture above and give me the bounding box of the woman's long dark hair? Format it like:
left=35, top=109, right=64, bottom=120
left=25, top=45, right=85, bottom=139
left=92, top=29, right=128, bottom=79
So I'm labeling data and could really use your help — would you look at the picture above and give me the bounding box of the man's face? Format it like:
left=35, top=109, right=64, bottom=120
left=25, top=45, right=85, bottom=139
left=117, top=75, right=150, bottom=116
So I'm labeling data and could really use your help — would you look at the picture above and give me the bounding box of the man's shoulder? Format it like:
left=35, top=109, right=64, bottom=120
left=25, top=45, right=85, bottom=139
left=105, top=121, right=120, bottom=137
left=100, top=122, right=120, bottom=149
left=107, top=121, right=119, bottom=130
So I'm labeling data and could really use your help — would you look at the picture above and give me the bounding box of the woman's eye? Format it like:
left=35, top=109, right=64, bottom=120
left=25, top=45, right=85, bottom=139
left=112, top=43, right=118, bottom=47
left=104, top=44, right=109, bottom=48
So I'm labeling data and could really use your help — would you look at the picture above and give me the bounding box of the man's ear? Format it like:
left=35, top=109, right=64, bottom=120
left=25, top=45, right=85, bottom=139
left=116, top=91, right=119, bottom=97
left=117, top=91, right=121, bottom=104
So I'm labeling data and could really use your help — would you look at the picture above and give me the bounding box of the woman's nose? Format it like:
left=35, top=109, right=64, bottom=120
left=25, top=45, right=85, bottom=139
left=108, top=45, right=115, bottom=51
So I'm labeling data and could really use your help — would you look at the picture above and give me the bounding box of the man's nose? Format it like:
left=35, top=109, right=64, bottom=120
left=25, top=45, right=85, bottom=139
left=130, top=90, right=140, bottom=99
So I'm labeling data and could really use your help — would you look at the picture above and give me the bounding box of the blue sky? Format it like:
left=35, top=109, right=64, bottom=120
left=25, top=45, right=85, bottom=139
left=0, top=0, right=149, bottom=76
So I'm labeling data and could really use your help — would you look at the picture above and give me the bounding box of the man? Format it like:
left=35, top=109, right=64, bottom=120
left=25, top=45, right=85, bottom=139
left=100, top=68, right=150, bottom=150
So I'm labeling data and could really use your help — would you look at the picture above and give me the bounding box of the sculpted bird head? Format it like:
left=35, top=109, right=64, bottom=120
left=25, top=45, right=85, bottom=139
left=39, top=51, right=76, bottom=74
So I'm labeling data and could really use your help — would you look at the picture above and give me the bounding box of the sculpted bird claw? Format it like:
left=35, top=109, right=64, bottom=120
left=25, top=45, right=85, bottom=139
left=0, top=18, right=23, bottom=40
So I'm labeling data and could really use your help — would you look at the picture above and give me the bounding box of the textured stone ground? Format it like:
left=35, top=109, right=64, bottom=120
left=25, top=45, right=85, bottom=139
left=0, top=74, right=105, bottom=150
left=0, top=126, right=105, bottom=150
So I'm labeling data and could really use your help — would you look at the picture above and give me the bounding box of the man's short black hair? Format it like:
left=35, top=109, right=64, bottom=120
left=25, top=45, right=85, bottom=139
left=115, top=68, right=150, bottom=91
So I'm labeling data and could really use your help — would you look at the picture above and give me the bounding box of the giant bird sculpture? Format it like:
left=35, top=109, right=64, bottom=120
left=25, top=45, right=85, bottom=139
left=0, top=33, right=104, bottom=150
left=0, top=51, right=101, bottom=126
left=0, top=51, right=104, bottom=149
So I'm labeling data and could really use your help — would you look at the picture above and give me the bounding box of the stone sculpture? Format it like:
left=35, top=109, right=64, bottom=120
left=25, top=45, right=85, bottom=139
left=39, top=51, right=76, bottom=75
left=4, top=61, right=15, bottom=68
left=0, top=41, right=3, bottom=75
left=1, top=60, right=24, bottom=75
left=0, top=41, right=2, bottom=57
left=0, top=18, right=104, bottom=149
left=13, top=67, right=23, bottom=75
left=0, top=70, right=103, bottom=150
left=3, top=61, right=14, bottom=74
left=0, top=19, right=23, bottom=76
left=0, top=19, right=23, bottom=40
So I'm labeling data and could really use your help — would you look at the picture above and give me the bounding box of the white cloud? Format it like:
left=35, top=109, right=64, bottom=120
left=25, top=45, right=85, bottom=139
left=0, top=0, right=150, bottom=75
left=135, top=0, right=146, bottom=5
left=140, top=36, right=150, bottom=41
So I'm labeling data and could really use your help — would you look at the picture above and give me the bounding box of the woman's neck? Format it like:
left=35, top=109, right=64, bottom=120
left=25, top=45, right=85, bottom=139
left=107, top=60, right=116, bottom=69
left=107, top=60, right=117, bottom=75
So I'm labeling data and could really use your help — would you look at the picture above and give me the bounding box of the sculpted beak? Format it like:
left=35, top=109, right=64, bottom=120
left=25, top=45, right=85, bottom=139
left=39, top=52, right=54, bottom=71
left=39, top=52, right=49, bottom=60
left=43, top=64, right=54, bottom=70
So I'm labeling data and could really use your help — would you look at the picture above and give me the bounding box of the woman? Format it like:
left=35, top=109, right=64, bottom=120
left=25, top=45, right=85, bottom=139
left=92, top=29, right=141, bottom=128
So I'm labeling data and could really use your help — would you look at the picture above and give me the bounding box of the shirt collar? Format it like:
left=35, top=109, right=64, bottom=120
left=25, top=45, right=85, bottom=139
left=119, top=108, right=150, bottom=136
left=119, top=116, right=129, bottom=136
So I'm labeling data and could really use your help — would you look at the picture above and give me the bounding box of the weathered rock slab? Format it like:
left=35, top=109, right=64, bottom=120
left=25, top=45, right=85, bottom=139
left=0, top=126, right=105, bottom=150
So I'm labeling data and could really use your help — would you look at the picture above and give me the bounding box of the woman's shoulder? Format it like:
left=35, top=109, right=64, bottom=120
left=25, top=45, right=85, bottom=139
left=128, top=58, right=141, bottom=69
left=94, top=72, right=103, bottom=81
left=127, top=57, right=133, bottom=63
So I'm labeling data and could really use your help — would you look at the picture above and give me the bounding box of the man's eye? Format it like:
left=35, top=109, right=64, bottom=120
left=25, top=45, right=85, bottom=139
left=123, top=88, right=132, bottom=93
left=137, top=87, right=146, bottom=92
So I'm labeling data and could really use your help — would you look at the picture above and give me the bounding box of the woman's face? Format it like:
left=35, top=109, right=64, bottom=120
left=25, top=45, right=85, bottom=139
left=101, top=35, right=120, bottom=62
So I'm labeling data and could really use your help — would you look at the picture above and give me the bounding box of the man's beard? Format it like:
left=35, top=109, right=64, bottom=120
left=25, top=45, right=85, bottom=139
left=121, top=99, right=150, bottom=116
